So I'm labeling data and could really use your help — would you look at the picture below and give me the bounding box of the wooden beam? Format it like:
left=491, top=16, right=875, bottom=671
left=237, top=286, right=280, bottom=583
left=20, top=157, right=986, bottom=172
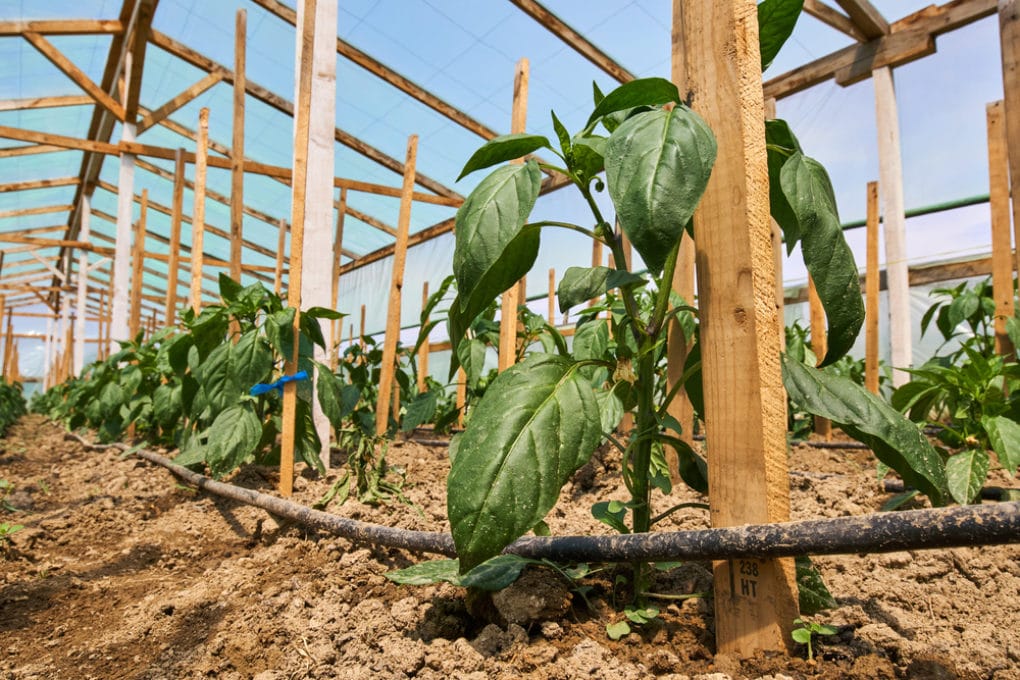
left=128, top=190, right=146, bottom=338
left=1001, top=0, right=1020, bottom=281
left=802, top=0, right=867, bottom=41
left=0, top=177, right=79, bottom=193
left=833, top=0, right=889, bottom=38
left=864, top=181, right=880, bottom=394
left=678, top=0, right=798, bottom=656
left=0, top=20, right=124, bottom=35
left=0, top=205, right=74, bottom=220
left=165, top=149, right=185, bottom=325
left=509, top=0, right=635, bottom=83
left=0, top=144, right=67, bottom=159
left=987, top=100, right=1015, bottom=356
left=136, top=71, right=223, bottom=134
left=231, top=9, right=247, bottom=284
left=124, top=0, right=158, bottom=122
left=0, top=95, right=93, bottom=112
left=23, top=32, right=126, bottom=121
left=191, top=107, right=209, bottom=313
left=274, top=219, right=287, bottom=295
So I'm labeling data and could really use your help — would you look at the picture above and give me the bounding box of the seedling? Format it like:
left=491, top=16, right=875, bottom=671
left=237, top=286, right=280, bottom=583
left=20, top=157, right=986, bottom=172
left=0, top=521, right=24, bottom=546
left=791, top=617, right=837, bottom=661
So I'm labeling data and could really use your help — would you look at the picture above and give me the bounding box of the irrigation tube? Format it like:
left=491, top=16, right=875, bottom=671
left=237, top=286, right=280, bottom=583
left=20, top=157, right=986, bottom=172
left=116, top=446, right=1020, bottom=564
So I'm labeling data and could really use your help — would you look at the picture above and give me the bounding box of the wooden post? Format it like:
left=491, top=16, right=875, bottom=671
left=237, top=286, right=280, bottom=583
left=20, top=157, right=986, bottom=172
left=279, top=0, right=318, bottom=497
left=74, top=197, right=90, bottom=375
left=987, top=100, right=1015, bottom=357
left=165, top=147, right=185, bottom=325
left=807, top=276, right=832, bottom=439
left=0, top=296, right=5, bottom=378
left=677, top=0, right=798, bottom=656
left=190, top=107, right=209, bottom=313
left=498, top=58, right=529, bottom=373
left=375, top=135, right=418, bottom=437
left=873, top=66, right=911, bottom=386
left=547, top=268, right=555, bottom=325
left=417, top=281, right=429, bottom=392
left=1000, top=0, right=1020, bottom=279
left=763, top=97, right=785, bottom=339
left=331, top=190, right=347, bottom=368
left=128, top=189, right=147, bottom=339
left=359, top=304, right=366, bottom=346
left=456, top=367, right=467, bottom=427
left=230, top=8, right=246, bottom=284
left=111, top=125, right=136, bottom=342
left=865, top=181, right=881, bottom=394
left=274, top=219, right=287, bottom=295
left=2, top=311, right=13, bottom=377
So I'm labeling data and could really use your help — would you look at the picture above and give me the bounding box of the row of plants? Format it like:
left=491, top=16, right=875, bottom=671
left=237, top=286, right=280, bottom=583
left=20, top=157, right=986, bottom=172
left=0, top=379, right=26, bottom=437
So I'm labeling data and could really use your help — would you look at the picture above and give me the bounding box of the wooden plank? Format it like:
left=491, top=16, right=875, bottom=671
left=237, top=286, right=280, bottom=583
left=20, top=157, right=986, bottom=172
left=456, top=367, right=467, bottom=427
left=0, top=177, right=79, bottom=193
left=678, top=0, right=798, bottom=656
left=417, top=281, right=429, bottom=393
left=834, top=0, right=889, bottom=38
left=375, top=135, right=418, bottom=437
left=231, top=9, right=247, bottom=284
left=807, top=276, right=832, bottom=438
left=0, top=144, right=66, bottom=159
left=190, top=108, right=209, bottom=313
left=0, top=234, right=110, bottom=254
left=165, top=148, right=185, bottom=326
left=1001, top=0, right=1020, bottom=281
left=128, top=189, right=147, bottom=339
left=124, top=0, right=158, bottom=122
left=0, top=204, right=73, bottom=220
left=802, top=0, right=866, bottom=41
left=874, top=66, right=911, bottom=386
left=0, top=95, right=93, bottom=112
left=834, top=30, right=935, bottom=87
left=509, top=0, right=635, bottom=83
left=0, top=20, right=124, bottom=35
left=23, top=32, right=126, bottom=121
left=547, top=268, right=555, bottom=324
left=499, top=58, right=530, bottom=373
left=136, top=71, right=223, bottom=134
left=987, top=100, right=1015, bottom=356
left=865, top=181, right=880, bottom=394
left=331, top=192, right=346, bottom=352
left=74, top=197, right=90, bottom=375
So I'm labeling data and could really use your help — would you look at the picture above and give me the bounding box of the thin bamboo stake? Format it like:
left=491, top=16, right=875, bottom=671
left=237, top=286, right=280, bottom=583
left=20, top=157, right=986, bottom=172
left=987, top=100, right=1014, bottom=357
left=375, top=135, right=418, bottom=437
left=128, top=189, right=147, bottom=339
left=190, top=107, right=209, bottom=313
left=865, top=181, right=881, bottom=394
left=165, top=148, right=185, bottom=326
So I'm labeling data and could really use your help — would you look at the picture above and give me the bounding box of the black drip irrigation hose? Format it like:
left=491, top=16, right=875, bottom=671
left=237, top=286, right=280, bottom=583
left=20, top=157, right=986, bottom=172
left=73, top=434, right=1020, bottom=564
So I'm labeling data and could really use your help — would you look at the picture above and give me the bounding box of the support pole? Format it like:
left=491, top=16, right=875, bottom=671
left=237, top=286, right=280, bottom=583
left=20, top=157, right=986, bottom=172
left=417, top=281, right=429, bottom=393
left=865, top=181, right=881, bottom=394
left=677, top=0, right=799, bottom=656
left=331, top=190, right=347, bottom=368
left=0, top=296, right=5, bottom=378
left=807, top=277, right=832, bottom=439
left=230, top=8, right=246, bottom=283
left=375, top=135, right=418, bottom=437
left=547, top=268, right=555, bottom=325
left=165, top=147, right=185, bottom=325
left=111, top=122, right=136, bottom=342
left=873, top=66, right=911, bottom=386
left=1000, top=0, right=1020, bottom=279
left=74, top=197, right=90, bottom=375
left=987, top=100, right=1015, bottom=357
left=498, top=58, right=529, bottom=373
left=128, top=190, right=147, bottom=340
left=274, top=219, right=286, bottom=295
left=190, top=107, right=209, bottom=313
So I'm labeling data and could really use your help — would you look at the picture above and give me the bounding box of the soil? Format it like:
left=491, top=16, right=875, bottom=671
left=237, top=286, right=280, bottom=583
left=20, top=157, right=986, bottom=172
left=2, top=414, right=1019, bottom=680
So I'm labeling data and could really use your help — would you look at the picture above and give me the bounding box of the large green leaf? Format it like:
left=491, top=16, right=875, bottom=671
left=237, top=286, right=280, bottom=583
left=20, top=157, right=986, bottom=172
left=946, top=449, right=990, bottom=505
left=758, top=0, right=804, bottom=71
left=401, top=390, right=438, bottom=432
left=605, top=107, right=717, bottom=273
left=457, top=337, right=489, bottom=388
left=780, top=152, right=863, bottom=365
left=764, top=119, right=801, bottom=254
left=453, top=160, right=542, bottom=334
left=458, top=134, right=551, bottom=180
left=782, top=355, right=947, bottom=505
left=587, top=78, right=681, bottom=128
left=982, top=415, right=1020, bottom=474
left=448, top=354, right=602, bottom=572
left=231, top=330, right=275, bottom=390
left=316, top=365, right=358, bottom=431
left=195, top=342, right=237, bottom=415
left=205, top=402, right=262, bottom=478
left=557, top=266, right=645, bottom=313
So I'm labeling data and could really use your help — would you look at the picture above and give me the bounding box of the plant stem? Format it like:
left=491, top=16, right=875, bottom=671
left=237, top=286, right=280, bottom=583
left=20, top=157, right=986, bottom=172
left=629, top=345, right=658, bottom=605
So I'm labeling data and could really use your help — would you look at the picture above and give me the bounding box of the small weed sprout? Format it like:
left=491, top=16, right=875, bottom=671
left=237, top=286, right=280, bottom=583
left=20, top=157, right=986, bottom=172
left=791, top=617, right=838, bottom=661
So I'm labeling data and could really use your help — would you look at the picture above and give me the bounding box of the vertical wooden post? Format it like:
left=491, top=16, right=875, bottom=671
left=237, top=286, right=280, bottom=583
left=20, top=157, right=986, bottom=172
left=230, top=8, right=247, bottom=284
left=359, top=304, right=366, bottom=346
left=456, top=368, right=467, bottom=427
left=2, top=310, right=13, bottom=377
left=43, top=316, right=53, bottom=390
left=279, top=0, right=318, bottom=497
left=96, top=288, right=105, bottom=360
left=112, top=131, right=135, bottom=341
left=589, top=240, right=604, bottom=308
left=417, top=281, right=430, bottom=393
left=274, top=219, right=287, bottom=295
left=498, top=58, right=529, bottom=373
left=129, top=190, right=147, bottom=340
left=547, top=268, right=555, bottom=325
left=873, top=66, right=911, bottom=386
left=988, top=100, right=1015, bottom=356
left=865, top=181, right=881, bottom=395
left=190, top=107, right=209, bottom=313
left=375, top=135, right=418, bottom=437
left=0, top=296, right=5, bottom=378
left=74, top=197, right=90, bottom=375
left=763, top=97, right=785, bottom=338
left=331, top=190, right=347, bottom=368
left=807, top=277, right=832, bottom=438
left=677, top=0, right=798, bottom=656
left=1000, top=1, right=1020, bottom=279
left=165, top=148, right=185, bottom=326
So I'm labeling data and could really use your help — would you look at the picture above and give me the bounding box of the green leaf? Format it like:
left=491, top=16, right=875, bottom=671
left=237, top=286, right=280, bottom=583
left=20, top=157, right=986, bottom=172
left=571, top=134, right=606, bottom=181
left=452, top=161, right=542, bottom=339
left=218, top=273, right=243, bottom=303
left=982, top=415, right=1020, bottom=474
left=557, top=266, right=645, bottom=313
left=946, top=449, right=990, bottom=504
left=316, top=366, right=357, bottom=431
left=780, top=152, right=863, bottom=365
left=401, top=390, right=438, bottom=432
left=881, top=489, right=920, bottom=511
left=448, top=354, right=603, bottom=572
left=460, top=554, right=534, bottom=590
left=385, top=559, right=461, bottom=586
left=592, top=500, right=630, bottom=534
left=605, top=107, right=717, bottom=273
left=606, top=621, right=631, bottom=641
left=313, top=472, right=350, bottom=510
left=571, top=319, right=610, bottom=364
left=550, top=110, right=572, bottom=157
left=587, top=78, right=680, bottom=127
left=795, top=556, right=836, bottom=615
left=765, top=119, right=802, bottom=253
left=782, top=355, right=947, bottom=505
left=205, top=403, right=262, bottom=478
left=791, top=628, right=812, bottom=644
left=457, top=134, right=551, bottom=180
left=595, top=384, right=625, bottom=435
left=758, top=0, right=804, bottom=71
left=305, top=306, right=344, bottom=320
left=457, top=337, right=489, bottom=389
left=195, top=342, right=237, bottom=415
left=232, top=330, right=275, bottom=390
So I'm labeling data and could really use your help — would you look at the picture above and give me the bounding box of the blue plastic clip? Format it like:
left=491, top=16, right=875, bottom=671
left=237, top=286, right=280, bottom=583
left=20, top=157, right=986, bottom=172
left=249, top=370, right=309, bottom=396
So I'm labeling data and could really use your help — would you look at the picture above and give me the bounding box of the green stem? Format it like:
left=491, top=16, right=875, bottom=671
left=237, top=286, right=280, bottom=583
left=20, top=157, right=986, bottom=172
left=629, top=346, right=658, bottom=605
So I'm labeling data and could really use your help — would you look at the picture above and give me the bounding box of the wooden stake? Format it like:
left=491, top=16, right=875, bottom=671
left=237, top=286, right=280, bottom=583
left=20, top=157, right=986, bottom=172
left=375, top=135, right=418, bottom=437
left=547, top=268, right=555, bottom=325
left=807, top=276, right=832, bottom=439
left=274, top=219, right=287, bottom=295
left=165, top=148, right=185, bottom=325
left=498, top=58, right=529, bottom=373
left=987, top=100, right=1015, bottom=357
left=0, top=296, right=5, bottom=377
left=230, top=8, right=246, bottom=283
left=111, top=120, right=136, bottom=342
left=456, top=367, right=467, bottom=427
left=677, top=0, right=798, bottom=656
left=359, top=304, right=366, bottom=347
left=865, top=181, right=881, bottom=394
left=331, top=189, right=347, bottom=368
left=589, top=239, right=603, bottom=307
left=128, top=189, right=147, bottom=339
left=417, top=281, right=429, bottom=393
left=74, top=197, right=90, bottom=375
left=190, top=107, right=209, bottom=313
left=1000, top=0, right=1020, bottom=279
left=873, top=66, right=911, bottom=385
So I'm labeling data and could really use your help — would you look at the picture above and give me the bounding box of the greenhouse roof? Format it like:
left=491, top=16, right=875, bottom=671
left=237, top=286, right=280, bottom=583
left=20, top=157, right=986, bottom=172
left=0, top=0, right=1007, bottom=332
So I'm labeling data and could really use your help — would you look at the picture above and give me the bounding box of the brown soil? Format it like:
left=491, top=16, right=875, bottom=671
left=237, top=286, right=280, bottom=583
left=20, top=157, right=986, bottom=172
left=2, top=415, right=1019, bottom=679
